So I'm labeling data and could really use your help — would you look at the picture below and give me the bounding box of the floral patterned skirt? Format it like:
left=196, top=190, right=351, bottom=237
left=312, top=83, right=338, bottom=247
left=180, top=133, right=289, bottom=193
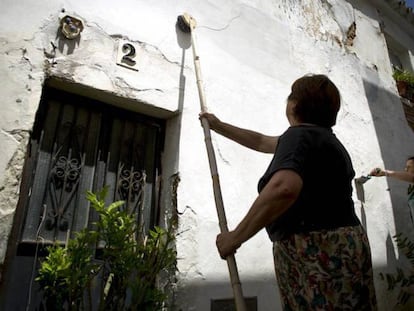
left=273, top=225, right=377, bottom=311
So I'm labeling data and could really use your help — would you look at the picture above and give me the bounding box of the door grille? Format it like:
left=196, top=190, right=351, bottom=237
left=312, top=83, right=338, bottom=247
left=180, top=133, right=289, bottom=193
left=19, top=88, right=164, bottom=250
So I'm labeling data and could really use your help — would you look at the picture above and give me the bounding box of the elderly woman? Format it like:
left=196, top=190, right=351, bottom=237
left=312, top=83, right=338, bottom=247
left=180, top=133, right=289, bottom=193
left=201, top=74, right=377, bottom=310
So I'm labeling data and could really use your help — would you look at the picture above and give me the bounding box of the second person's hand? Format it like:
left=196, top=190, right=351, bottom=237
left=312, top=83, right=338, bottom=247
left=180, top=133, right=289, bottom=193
left=369, top=167, right=385, bottom=177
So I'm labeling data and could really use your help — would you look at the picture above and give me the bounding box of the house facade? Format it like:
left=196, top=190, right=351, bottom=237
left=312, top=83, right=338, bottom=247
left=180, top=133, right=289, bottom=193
left=0, top=0, right=413, bottom=310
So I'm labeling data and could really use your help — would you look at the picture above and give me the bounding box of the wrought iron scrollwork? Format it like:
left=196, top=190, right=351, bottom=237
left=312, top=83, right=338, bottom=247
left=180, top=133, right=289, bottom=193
left=116, top=164, right=146, bottom=216
left=45, top=152, right=83, bottom=232
left=53, top=156, right=81, bottom=190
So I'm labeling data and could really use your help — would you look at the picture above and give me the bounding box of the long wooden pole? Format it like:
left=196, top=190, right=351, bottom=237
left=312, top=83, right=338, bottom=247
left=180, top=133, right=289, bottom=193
left=187, top=17, right=248, bottom=311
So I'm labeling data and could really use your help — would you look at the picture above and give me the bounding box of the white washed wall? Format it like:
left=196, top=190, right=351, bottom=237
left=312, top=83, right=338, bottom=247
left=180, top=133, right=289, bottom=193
left=0, top=0, right=413, bottom=310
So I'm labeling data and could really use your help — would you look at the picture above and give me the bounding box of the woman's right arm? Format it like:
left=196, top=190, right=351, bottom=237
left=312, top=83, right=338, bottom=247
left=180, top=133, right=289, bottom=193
left=200, top=112, right=278, bottom=153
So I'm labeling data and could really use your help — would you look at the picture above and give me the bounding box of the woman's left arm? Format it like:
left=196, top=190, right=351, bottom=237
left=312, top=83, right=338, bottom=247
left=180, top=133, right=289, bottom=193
left=216, top=169, right=302, bottom=258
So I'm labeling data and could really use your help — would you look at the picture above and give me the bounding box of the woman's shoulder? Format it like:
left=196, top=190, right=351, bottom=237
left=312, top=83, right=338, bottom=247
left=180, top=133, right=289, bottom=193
left=285, top=124, right=331, bottom=136
left=281, top=125, right=334, bottom=147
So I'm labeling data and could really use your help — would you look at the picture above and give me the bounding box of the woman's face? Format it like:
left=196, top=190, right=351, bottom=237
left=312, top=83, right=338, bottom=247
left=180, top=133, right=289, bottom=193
left=286, top=100, right=299, bottom=125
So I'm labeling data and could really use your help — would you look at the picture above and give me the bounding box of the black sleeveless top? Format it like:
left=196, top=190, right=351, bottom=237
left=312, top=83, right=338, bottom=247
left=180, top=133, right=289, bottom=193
left=258, top=125, right=360, bottom=241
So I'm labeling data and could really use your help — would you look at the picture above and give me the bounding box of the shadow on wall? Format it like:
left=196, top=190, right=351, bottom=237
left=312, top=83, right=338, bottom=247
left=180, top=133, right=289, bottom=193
left=361, top=78, right=414, bottom=309
left=175, top=277, right=281, bottom=311
left=1, top=263, right=280, bottom=311
left=362, top=78, right=413, bottom=233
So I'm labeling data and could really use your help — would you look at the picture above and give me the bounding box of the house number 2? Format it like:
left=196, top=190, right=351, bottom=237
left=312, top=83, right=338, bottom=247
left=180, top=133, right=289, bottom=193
left=116, top=40, right=139, bottom=71
left=121, top=43, right=136, bottom=66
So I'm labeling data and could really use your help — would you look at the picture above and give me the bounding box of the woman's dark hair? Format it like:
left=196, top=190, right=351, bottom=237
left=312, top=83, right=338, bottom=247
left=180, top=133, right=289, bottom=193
left=287, top=74, right=341, bottom=127
left=408, top=156, right=414, bottom=161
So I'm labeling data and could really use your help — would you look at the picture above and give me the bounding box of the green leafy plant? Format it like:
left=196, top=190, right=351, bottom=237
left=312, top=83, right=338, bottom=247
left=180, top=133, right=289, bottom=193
left=37, top=230, right=98, bottom=310
left=379, top=233, right=414, bottom=307
left=393, top=69, right=414, bottom=87
left=36, top=187, right=177, bottom=311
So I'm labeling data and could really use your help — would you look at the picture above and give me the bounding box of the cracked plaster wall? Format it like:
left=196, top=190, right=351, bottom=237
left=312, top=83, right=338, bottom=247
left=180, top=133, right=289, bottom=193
left=0, top=0, right=184, bottom=290
left=0, top=0, right=414, bottom=310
